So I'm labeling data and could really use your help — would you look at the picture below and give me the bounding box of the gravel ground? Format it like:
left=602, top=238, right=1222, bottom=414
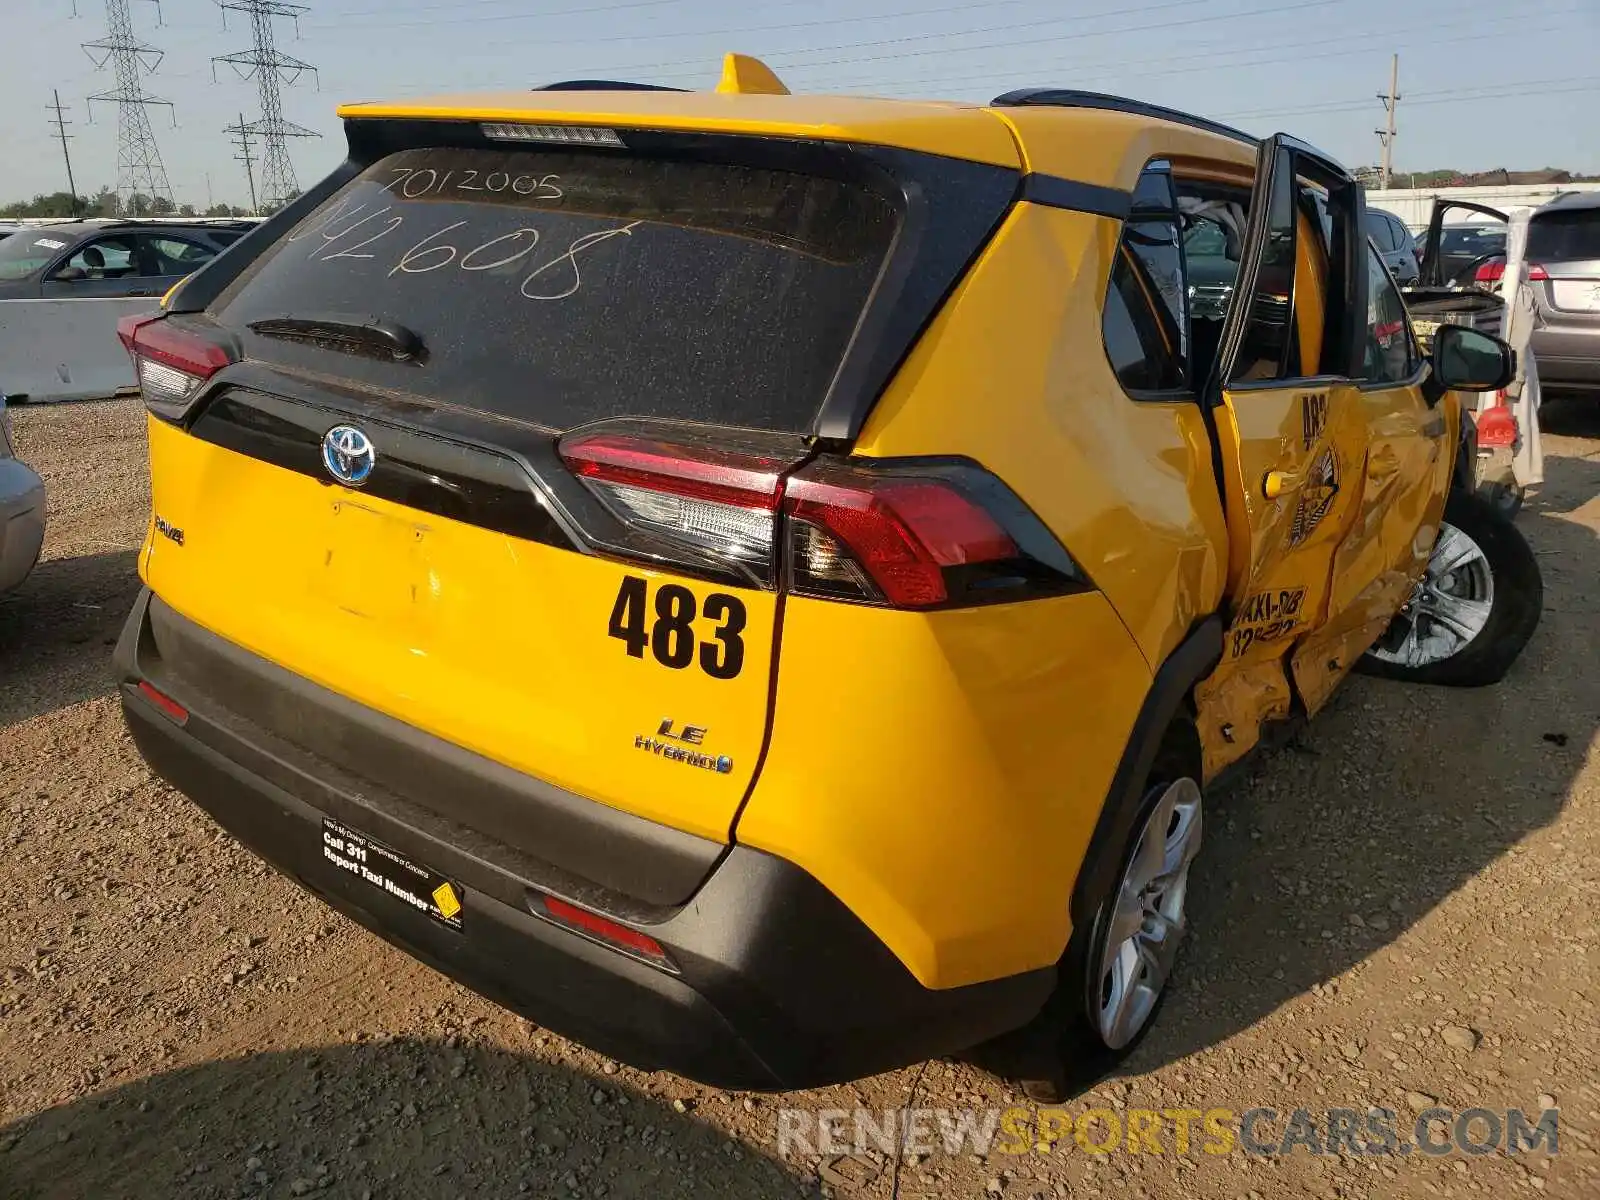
left=1, top=396, right=1596, bottom=1200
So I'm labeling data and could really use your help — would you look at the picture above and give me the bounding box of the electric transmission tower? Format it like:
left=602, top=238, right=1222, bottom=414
left=214, top=1, right=319, bottom=211
left=81, top=0, right=174, bottom=210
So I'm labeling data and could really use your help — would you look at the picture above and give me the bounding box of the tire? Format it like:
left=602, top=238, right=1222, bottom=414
left=1016, top=728, right=1203, bottom=1102
left=1358, top=489, right=1542, bottom=687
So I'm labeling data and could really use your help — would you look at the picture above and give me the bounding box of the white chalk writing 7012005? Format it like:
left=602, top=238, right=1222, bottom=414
left=385, top=167, right=564, bottom=201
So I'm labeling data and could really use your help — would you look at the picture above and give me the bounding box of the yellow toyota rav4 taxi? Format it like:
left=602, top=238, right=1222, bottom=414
left=115, top=56, right=1541, bottom=1095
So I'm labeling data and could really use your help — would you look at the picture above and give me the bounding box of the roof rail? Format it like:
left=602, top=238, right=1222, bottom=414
left=991, top=88, right=1257, bottom=148
left=536, top=80, right=687, bottom=92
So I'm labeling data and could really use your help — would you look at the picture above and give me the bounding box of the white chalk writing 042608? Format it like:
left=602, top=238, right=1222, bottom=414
left=291, top=194, right=639, bottom=303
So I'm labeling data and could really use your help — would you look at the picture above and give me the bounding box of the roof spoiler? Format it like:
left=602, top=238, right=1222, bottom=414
left=536, top=54, right=791, bottom=98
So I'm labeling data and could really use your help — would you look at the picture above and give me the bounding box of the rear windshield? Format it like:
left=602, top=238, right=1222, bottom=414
left=1527, top=209, right=1600, bottom=261
left=214, top=146, right=900, bottom=433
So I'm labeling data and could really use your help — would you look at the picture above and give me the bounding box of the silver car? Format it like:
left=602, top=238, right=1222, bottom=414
left=0, top=393, right=46, bottom=593
left=1526, top=192, right=1600, bottom=393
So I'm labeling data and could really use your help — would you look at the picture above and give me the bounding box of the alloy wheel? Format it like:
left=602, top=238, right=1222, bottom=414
left=1094, top=777, right=1203, bottom=1050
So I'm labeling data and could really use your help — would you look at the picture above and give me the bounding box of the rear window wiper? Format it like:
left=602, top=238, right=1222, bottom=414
left=247, top=314, right=426, bottom=363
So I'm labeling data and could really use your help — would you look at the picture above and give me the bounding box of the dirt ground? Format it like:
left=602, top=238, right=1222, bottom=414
left=1, top=396, right=1596, bottom=1200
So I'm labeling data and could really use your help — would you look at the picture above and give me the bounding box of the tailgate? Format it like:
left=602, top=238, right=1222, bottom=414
left=135, top=120, right=1019, bottom=858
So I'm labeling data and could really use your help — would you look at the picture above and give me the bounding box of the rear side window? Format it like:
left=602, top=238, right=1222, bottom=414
left=1362, top=245, right=1418, bottom=383
left=213, top=147, right=899, bottom=433
left=1527, top=209, right=1600, bottom=260
left=1365, top=212, right=1396, bottom=251
left=1101, top=164, right=1187, bottom=395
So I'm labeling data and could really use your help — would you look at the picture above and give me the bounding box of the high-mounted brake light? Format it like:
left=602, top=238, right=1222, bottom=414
left=117, top=313, right=234, bottom=419
left=481, top=122, right=624, bottom=147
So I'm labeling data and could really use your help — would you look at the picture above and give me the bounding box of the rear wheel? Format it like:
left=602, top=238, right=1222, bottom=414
left=1359, top=489, right=1541, bottom=686
left=1018, top=731, right=1203, bottom=1102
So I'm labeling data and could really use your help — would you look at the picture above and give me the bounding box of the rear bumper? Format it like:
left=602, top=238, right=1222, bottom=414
left=115, top=588, right=1052, bottom=1090
left=1531, top=327, right=1600, bottom=390
left=0, top=458, right=46, bottom=593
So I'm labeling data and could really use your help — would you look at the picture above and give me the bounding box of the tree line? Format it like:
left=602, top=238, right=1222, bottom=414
left=0, top=186, right=295, bottom=220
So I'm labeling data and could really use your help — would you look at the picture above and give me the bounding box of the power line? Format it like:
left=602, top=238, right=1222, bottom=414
left=213, top=0, right=320, bottom=210
left=311, top=0, right=687, bottom=29
left=47, top=89, right=82, bottom=212
left=1212, top=78, right=1600, bottom=123
left=584, top=0, right=1336, bottom=78
left=845, top=6, right=1582, bottom=99
left=81, top=0, right=175, bottom=209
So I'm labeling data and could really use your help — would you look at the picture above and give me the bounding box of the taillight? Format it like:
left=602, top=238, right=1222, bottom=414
left=558, top=428, right=1088, bottom=610
left=560, top=430, right=787, bottom=586
left=1473, top=260, right=1549, bottom=286
left=117, top=313, right=234, bottom=420
left=785, top=459, right=1086, bottom=608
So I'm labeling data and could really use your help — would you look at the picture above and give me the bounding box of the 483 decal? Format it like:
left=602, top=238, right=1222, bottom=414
left=608, top=576, right=747, bottom=680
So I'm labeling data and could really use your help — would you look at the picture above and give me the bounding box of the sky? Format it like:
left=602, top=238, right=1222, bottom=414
left=6, top=0, right=1597, bottom=208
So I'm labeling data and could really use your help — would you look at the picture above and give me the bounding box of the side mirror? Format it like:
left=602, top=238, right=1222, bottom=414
left=1430, top=324, right=1515, bottom=393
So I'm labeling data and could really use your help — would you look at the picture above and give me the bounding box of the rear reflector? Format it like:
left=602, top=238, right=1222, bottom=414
left=481, top=122, right=624, bottom=147
left=117, top=314, right=235, bottom=420
left=538, top=894, right=674, bottom=969
left=137, top=681, right=189, bottom=725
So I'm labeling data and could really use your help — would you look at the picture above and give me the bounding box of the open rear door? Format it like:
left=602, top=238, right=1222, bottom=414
left=1419, top=198, right=1509, bottom=288
left=1192, top=135, right=1371, bottom=770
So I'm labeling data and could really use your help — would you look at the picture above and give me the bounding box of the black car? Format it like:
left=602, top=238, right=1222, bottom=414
left=1365, top=206, right=1420, bottom=285
left=0, top=219, right=255, bottom=300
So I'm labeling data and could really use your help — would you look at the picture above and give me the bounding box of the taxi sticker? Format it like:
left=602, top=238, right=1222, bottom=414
left=1228, top=586, right=1308, bottom=658
left=321, top=817, right=464, bottom=931
left=33, top=237, right=66, bottom=250
left=1287, top=449, right=1340, bottom=547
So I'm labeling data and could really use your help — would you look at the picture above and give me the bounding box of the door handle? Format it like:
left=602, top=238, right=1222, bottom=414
left=1263, top=469, right=1304, bottom=500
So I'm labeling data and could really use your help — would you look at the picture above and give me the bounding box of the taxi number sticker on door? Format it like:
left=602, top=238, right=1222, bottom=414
left=1228, top=586, right=1309, bottom=658
left=608, top=576, right=746, bottom=679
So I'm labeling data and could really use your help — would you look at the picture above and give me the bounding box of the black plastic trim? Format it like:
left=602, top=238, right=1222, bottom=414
left=992, top=88, right=1258, bottom=147
left=187, top=386, right=576, bottom=548
left=1019, top=174, right=1131, bottom=220
left=1069, top=617, right=1222, bottom=924
left=117, top=589, right=724, bottom=912
left=535, top=80, right=688, bottom=92
left=116, top=588, right=1054, bottom=1089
